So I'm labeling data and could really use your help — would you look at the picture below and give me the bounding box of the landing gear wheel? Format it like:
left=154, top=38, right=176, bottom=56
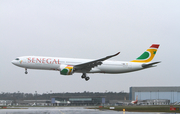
left=81, top=73, right=86, bottom=78
left=81, top=74, right=86, bottom=78
left=25, top=68, right=28, bottom=74
left=85, top=77, right=90, bottom=81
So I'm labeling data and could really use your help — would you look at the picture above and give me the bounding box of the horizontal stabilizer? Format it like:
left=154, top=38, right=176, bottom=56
left=142, top=61, right=161, bottom=68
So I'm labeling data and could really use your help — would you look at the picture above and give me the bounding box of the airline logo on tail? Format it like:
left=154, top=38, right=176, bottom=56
left=131, top=44, right=159, bottom=63
left=131, top=96, right=138, bottom=104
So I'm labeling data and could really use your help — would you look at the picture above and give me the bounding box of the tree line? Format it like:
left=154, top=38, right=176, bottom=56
left=0, top=91, right=129, bottom=101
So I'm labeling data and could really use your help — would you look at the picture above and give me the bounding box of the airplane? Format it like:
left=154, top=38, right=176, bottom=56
left=12, top=44, right=160, bottom=81
left=131, top=96, right=138, bottom=104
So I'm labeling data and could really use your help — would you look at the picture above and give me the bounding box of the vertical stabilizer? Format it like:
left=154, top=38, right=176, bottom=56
left=131, top=44, right=160, bottom=63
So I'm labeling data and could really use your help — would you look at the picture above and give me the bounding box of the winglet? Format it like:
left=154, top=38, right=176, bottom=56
left=115, top=52, right=120, bottom=56
left=108, top=52, right=120, bottom=58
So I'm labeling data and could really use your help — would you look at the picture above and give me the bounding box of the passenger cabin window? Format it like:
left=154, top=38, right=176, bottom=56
left=15, top=58, right=19, bottom=60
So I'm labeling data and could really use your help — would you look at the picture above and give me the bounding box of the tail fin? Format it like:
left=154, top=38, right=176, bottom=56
left=131, top=44, right=160, bottom=63
left=135, top=96, right=138, bottom=101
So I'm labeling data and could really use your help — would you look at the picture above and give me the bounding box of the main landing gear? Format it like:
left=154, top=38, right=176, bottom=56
left=81, top=73, right=90, bottom=81
left=25, top=68, right=28, bottom=74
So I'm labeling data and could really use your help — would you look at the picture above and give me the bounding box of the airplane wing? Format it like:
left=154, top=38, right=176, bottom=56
left=74, top=52, right=120, bottom=73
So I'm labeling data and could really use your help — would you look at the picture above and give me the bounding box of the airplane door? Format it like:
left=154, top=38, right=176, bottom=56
left=23, top=58, right=27, bottom=64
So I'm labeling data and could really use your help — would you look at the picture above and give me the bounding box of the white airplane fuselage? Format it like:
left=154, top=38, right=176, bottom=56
left=12, top=56, right=143, bottom=74
left=11, top=44, right=160, bottom=81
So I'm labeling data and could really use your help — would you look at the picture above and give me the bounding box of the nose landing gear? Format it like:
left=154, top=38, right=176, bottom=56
left=81, top=73, right=90, bottom=81
left=25, top=68, right=28, bottom=74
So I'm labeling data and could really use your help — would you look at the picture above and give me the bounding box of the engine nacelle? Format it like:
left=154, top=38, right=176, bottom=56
left=60, top=64, right=74, bottom=75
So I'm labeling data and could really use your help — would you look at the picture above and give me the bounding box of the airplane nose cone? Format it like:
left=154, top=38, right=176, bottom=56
left=11, top=60, right=16, bottom=65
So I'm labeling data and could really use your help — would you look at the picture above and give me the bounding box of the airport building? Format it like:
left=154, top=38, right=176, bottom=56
left=0, top=100, right=12, bottom=106
left=51, top=96, right=105, bottom=106
left=129, top=86, right=180, bottom=103
left=15, top=100, right=51, bottom=106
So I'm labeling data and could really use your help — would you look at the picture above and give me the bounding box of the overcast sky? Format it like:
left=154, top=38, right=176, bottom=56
left=0, top=0, right=180, bottom=94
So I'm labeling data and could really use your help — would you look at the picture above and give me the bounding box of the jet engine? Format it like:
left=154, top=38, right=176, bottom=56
left=60, top=64, right=74, bottom=75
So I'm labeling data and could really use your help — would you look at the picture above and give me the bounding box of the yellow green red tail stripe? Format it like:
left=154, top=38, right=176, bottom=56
left=131, top=44, right=160, bottom=63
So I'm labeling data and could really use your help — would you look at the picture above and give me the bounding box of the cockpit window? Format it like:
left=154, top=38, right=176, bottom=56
left=15, top=58, right=19, bottom=60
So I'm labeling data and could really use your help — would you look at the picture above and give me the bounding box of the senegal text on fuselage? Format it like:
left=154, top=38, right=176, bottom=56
left=27, top=57, right=61, bottom=64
